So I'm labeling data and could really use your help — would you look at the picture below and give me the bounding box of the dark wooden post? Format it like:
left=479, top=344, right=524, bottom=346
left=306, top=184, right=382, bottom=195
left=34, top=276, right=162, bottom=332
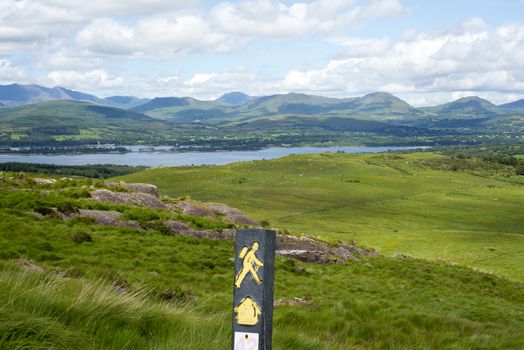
left=232, top=228, right=276, bottom=350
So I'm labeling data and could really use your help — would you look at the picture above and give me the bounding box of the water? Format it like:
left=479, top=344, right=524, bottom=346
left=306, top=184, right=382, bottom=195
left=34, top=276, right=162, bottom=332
left=0, top=146, right=428, bottom=167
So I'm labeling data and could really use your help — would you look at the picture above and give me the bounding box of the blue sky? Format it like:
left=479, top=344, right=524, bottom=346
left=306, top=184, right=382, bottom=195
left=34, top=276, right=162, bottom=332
left=0, top=0, right=523, bottom=105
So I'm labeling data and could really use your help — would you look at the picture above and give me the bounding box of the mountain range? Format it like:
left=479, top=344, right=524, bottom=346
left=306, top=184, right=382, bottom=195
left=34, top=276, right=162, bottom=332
left=0, top=83, right=522, bottom=146
left=1, top=83, right=523, bottom=118
left=0, top=84, right=149, bottom=109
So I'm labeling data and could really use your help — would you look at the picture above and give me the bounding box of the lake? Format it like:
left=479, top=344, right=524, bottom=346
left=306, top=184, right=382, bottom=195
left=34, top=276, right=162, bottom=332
left=0, top=146, right=428, bottom=167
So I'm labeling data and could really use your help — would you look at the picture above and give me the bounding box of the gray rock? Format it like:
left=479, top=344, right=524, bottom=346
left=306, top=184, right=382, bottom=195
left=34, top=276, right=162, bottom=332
left=33, top=178, right=57, bottom=185
left=104, top=182, right=159, bottom=196
left=90, top=189, right=166, bottom=209
left=206, top=203, right=258, bottom=226
left=163, top=220, right=235, bottom=240
left=14, top=258, right=44, bottom=273
left=121, top=183, right=159, bottom=196
left=65, top=209, right=141, bottom=229
left=170, top=201, right=217, bottom=219
left=274, top=297, right=312, bottom=307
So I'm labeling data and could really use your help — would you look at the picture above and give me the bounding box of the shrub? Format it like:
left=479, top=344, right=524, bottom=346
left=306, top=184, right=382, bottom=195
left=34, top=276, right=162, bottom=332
left=260, top=220, right=270, bottom=228
left=70, top=231, right=92, bottom=244
left=516, top=166, right=524, bottom=176
left=57, top=200, right=78, bottom=215
left=34, top=205, right=54, bottom=216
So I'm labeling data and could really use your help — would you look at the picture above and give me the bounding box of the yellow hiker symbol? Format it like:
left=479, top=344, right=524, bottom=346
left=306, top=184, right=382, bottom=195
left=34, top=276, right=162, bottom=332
left=234, top=297, right=262, bottom=326
left=235, top=241, right=264, bottom=288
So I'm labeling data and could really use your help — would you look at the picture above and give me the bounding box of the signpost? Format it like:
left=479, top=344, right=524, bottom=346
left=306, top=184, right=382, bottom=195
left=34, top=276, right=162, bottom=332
left=232, top=228, right=276, bottom=350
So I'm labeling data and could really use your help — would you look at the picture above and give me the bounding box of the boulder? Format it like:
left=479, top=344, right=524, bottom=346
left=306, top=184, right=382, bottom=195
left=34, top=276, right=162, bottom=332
left=33, top=178, right=57, bottom=185
left=275, top=234, right=376, bottom=264
left=274, top=297, right=313, bottom=307
left=64, top=209, right=141, bottom=229
left=121, top=183, right=159, bottom=196
left=14, top=258, right=44, bottom=273
left=104, top=182, right=159, bottom=196
left=163, top=220, right=235, bottom=240
left=171, top=201, right=217, bottom=219
left=206, top=203, right=258, bottom=226
left=90, top=189, right=166, bottom=209
left=169, top=200, right=257, bottom=226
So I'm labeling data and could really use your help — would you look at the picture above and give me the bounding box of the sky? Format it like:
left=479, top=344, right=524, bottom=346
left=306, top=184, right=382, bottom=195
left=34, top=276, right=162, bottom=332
left=0, top=0, right=523, bottom=105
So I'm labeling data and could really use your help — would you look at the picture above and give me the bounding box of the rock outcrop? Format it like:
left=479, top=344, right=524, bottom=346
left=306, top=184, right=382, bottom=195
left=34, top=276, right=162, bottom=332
left=170, top=201, right=216, bottom=219
left=163, top=220, right=235, bottom=240
left=170, top=201, right=258, bottom=226
left=81, top=181, right=375, bottom=263
left=90, top=189, right=166, bottom=209
left=275, top=235, right=376, bottom=264
left=63, top=209, right=141, bottom=229
left=206, top=203, right=258, bottom=226
left=104, top=182, right=159, bottom=196
left=33, top=178, right=57, bottom=185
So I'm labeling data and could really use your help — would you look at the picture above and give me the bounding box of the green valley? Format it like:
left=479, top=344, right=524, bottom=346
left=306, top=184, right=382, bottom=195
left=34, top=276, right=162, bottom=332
left=120, top=152, right=524, bottom=281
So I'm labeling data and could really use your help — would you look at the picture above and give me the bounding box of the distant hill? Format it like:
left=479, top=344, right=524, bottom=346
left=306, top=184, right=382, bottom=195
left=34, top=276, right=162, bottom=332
left=0, top=84, right=102, bottom=107
left=102, top=96, right=150, bottom=109
left=131, top=97, right=192, bottom=112
left=216, top=92, right=258, bottom=106
left=0, top=84, right=149, bottom=110
left=500, top=99, right=524, bottom=114
left=421, top=97, right=506, bottom=119
left=0, top=100, right=174, bottom=145
left=130, top=97, right=231, bottom=122
left=234, top=115, right=421, bottom=136
left=0, top=83, right=522, bottom=135
left=233, top=92, right=421, bottom=121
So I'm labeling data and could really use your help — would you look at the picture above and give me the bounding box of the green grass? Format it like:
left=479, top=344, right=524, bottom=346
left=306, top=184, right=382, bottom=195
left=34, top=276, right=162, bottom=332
left=0, top=262, right=228, bottom=350
left=1, top=210, right=524, bottom=349
left=119, top=152, right=524, bottom=281
left=1, top=157, right=524, bottom=349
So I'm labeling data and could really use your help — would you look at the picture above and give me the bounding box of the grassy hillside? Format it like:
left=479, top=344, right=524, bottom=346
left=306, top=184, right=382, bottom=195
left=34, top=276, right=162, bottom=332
left=120, top=152, right=524, bottom=281
left=500, top=99, right=524, bottom=113
left=0, top=100, right=175, bottom=145
left=0, top=172, right=523, bottom=349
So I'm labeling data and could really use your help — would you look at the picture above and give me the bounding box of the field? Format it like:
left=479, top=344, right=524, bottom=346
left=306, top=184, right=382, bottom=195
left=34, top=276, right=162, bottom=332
left=120, top=152, right=524, bottom=281
left=1, top=152, right=524, bottom=349
left=1, top=206, right=523, bottom=349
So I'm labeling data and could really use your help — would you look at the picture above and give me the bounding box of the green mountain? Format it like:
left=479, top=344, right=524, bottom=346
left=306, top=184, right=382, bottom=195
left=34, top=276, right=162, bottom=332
left=130, top=97, right=230, bottom=122
left=232, top=92, right=420, bottom=120
left=234, top=115, right=421, bottom=136
left=0, top=100, right=174, bottom=144
left=0, top=83, right=103, bottom=107
left=216, top=91, right=258, bottom=106
left=421, top=96, right=506, bottom=119
left=131, top=92, right=424, bottom=124
left=500, top=99, right=524, bottom=113
left=102, top=96, right=150, bottom=109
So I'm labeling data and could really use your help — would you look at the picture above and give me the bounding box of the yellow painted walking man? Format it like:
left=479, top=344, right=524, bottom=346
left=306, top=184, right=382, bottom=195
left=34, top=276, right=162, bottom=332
left=235, top=241, right=264, bottom=288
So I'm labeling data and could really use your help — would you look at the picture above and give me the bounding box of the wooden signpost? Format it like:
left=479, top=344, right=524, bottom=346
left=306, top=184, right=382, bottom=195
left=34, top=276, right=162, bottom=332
left=232, top=228, right=276, bottom=350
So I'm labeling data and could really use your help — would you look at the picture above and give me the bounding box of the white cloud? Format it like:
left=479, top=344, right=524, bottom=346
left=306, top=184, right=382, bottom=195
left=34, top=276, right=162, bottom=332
left=76, top=15, right=237, bottom=57
left=73, top=0, right=406, bottom=58
left=47, top=69, right=124, bottom=91
left=210, top=0, right=406, bottom=39
left=276, top=19, right=524, bottom=105
left=76, top=19, right=137, bottom=55
left=43, top=0, right=200, bottom=17
left=38, top=48, right=103, bottom=70
left=180, top=68, right=271, bottom=98
left=0, top=59, right=25, bottom=84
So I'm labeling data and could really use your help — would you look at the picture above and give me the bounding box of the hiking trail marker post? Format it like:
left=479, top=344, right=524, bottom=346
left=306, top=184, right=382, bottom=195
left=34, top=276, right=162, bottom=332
left=232, top=228, right=276, bottom=350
